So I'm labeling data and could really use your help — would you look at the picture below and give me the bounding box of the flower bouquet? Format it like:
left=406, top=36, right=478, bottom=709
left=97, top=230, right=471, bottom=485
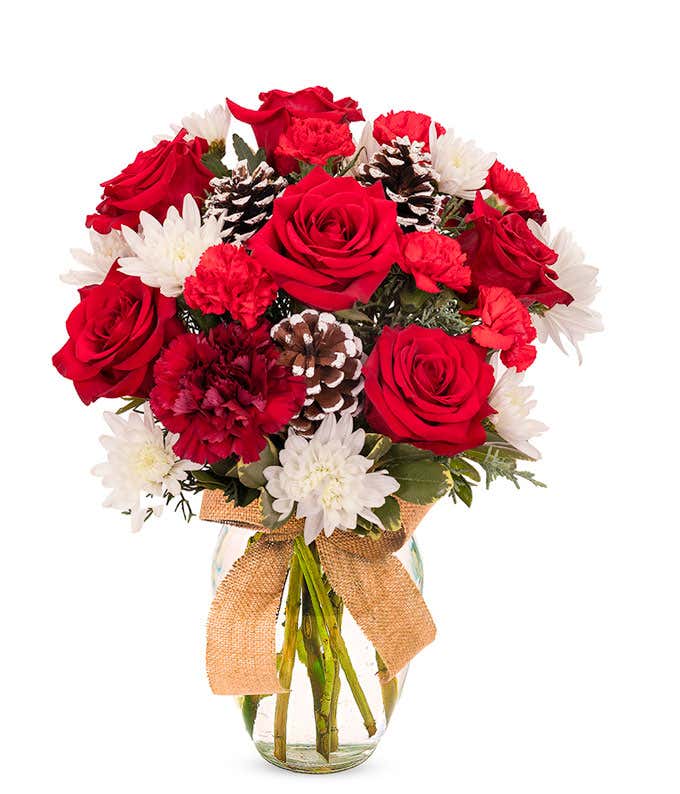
left=54, top=86, right=602, bottom=773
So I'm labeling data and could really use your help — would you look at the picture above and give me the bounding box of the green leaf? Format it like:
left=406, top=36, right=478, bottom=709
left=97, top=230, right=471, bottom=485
left=362, top=433, right=393, bottom=463
left=232, top=134, right=267, bottom=172
left=115, top=396, right=146, bottom=415
left=380, top=443, right=434, bottom=469
left=237, top=439, right=279, bottom=489
left=448, top=456, right=481, bottom=482
left=191, top=469, right=233, bottom=490
left=334, top=307, right=373, bottom=324
left=451, top=477, right=474, bottom=507
left=259, top=489, right=290, bottom=530
left=373, top=496, right=401, bottom=532
left=201, top=149, right=229, bottom=178
left=389, top=460, right=452, bottom=505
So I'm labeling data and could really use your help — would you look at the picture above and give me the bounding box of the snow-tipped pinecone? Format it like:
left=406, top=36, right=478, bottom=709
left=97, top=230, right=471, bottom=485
left=356, top=136, right=444, bottom=232
left=271, top=310, right=364, bottom=436
left=203, top=160, right=287, bottom=244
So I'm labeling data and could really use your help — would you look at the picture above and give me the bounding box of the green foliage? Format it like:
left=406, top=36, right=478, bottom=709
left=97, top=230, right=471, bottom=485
left=237, top=439, right=278, bottom=489
left=115, top=396, right=146, bottom=415
left=462, top=445, right=546, bottom=490
left=361, top=433, right=393, bottom=463
left=389, top=460, right=453, bottom=504
left=201, top=140, right=229, bottom=178
left=190, top=468, right=260, bottom=507
left=372, top=496, right=401, bottom=532
left=259, top=489, right=289, bottom=530
left=232, top=134, right=266, bottom=172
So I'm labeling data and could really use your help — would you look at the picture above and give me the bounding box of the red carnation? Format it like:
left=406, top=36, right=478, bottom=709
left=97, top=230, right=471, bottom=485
left=398, top=230, right=471, bottom=293
left=183, top=244, right=277, bottom=329
left=250, top=168, right=400, bottom=311
left=228, top=86, right=364, bottom=175
left=459, top=194, right=573, bottom=308
left=86, top=130, right=213, bottom=235
left=466, top=285, right=537, bottom=371
left=485, top=160, right=546, bottom=223
left=53, top=264, right=182, bottom=404
left=276, top=117, right=355, bottom=165
left=150, top=324, right=306, bottom=464
left=373, top=110, right=445, bottom=152
left=363, top=325, right=494, bottom=456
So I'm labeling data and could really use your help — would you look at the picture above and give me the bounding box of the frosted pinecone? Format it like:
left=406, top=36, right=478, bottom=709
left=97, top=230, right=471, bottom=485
left=356, top=136, right=444, bottom=232
left=203, top=160, right=287, bottom=244
left=271, top=310, right=364, bottom=436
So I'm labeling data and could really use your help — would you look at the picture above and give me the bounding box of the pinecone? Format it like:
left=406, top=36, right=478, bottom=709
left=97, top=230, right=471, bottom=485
left=356, top=136, right=443, bottom=232
left=203, top=160, right=287, bottom=244
left=271, top=310, right=364, bottom=436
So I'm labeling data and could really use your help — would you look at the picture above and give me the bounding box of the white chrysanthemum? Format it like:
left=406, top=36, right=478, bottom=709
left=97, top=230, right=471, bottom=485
left=489, top=358, right=548, bottom=460
left=264, top=414, right=400, bottom=545
left=92, top=404, right=200, bottom=532
left=528, top=221, right=603, bottom=364
left=431, top=130, right=495, bottom=200
left=119, top=194, right=222, bottom=297
left=60, top=229, right=132, bottom=287
left=154, top=104, right=231, bottom=146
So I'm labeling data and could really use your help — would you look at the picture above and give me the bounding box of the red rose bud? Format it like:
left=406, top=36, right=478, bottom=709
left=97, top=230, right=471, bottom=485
left=250, top=168, right=400, bottom=311
left=484, top=160, right=546, bottom=223
left=52, top=264, right=183, bottom=404
left=466, top=285, right=537, bottom=371
left=459, top=194, right=573, bottom=308
left=86, top=130, right=213, bottom=235
left=227, top=86, right=363, bottom=175
left=398, top=230, right=471, bottom=293
left=150, top=324, right=306, bottom=465
left=372, top=110, right=445, bottom=152
left=275, top=117, right=355, bottom=165
left=183, top=244, right=278, bottom=329
left=363, top=325, right=495, bottom=456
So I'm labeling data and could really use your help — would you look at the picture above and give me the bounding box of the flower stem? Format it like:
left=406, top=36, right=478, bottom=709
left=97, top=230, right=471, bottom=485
left=329, top=590, right=344, bottom=752
left=376, top=651, right=398, bottom=723
left=300, top=578, right=326, bottom=751
left=294, top=537, right=377, bottom=738
left=273, top=556, right=302, bottom=763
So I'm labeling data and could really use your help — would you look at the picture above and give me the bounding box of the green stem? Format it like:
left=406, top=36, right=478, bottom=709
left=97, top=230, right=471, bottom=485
left=294, top=537, right=377, bottom=738
left=376, top=652, right=398, bottom=723
left=240, top=695, right=262, bottom=737
left=273, top=557, right=302, bottom=763
left=301, top=579, right=325, bottom=750
left=329, top=590, right=344, bottom=752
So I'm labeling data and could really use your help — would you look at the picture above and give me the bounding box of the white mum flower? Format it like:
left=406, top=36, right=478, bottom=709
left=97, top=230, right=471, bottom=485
left=264, top=414, right=400, bottom=545
left=92, top=404, right=200, bottom=532
left=431, top=130, right=495, bottom=200
left=119, top=194, right=222, bottom=297
left=489, top=358, right=548, bottom=460
left=60, top=229, right=131, bottom=287
left=154, top=104, right=231, bottom=146
left=528, top=221, right=603, bottom=364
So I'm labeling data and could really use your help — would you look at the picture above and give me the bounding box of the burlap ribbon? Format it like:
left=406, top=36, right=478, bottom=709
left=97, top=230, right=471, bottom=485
left=201, top=491, right=436, bottom=696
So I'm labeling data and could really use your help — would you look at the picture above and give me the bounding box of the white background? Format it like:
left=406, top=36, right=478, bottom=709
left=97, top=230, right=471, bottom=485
left=1, top=1, right=678, bottom=792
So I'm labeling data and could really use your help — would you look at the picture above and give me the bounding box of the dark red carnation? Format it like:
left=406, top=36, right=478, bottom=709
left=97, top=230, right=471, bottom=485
left=250, top=168, right=400, bottom=311
left=86, top=130, right=213, bottom=234
left=275, top=117, right=355, bottom=165
left=372, top=110, right=445, bottom=152
left=459, top=194, right=573, bottom=308
left=227, top=86, right=364, bottom=175
left=465, top=285, right=537, bottom=371
left=53, top=264, right=182, bottom=404
left=183, top=244, right=277, bottom=329
left=485, top=160, right=546, bottom=224
left=363, top=325, right=495, bottom=456
left=398, top=230, right=470, bottom=293
left=150, top=324, right=306, bottom=464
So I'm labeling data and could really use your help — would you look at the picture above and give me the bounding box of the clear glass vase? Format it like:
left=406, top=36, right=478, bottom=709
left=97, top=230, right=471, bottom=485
left=212, top=524, right=424, bottom=774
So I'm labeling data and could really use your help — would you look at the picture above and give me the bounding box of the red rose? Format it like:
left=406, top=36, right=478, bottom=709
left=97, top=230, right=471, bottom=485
left=460, top=194, right=573, bottom=308
left=373, top=110, right=445, bottom=152
left=485, top=160, right=545, bottom=223
left=53, top=265, right=182, bottom=404
left=466, top=285, right=537, bottom=371
left=399, top=230, right=471, bottom=293
left=86, top=130, right=213, bottom=235
left=250, top=168, right=400, bottom=311
left=150, top=324, right=306, bottom=464
left=363, top=325, right=495, bottom=456
left=275, top=117, right=355, bottom=165
left=227, top=86, right=364, bottom=175
left=183, top=244, right=277, bottom=329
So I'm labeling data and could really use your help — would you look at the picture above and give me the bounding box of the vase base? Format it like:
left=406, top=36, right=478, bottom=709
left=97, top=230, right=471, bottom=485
left=254, top=741, right=376, bottom=774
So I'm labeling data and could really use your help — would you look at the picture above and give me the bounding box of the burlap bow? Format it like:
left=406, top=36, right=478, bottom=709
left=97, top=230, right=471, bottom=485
left=200, top=490, right=436, bottom=696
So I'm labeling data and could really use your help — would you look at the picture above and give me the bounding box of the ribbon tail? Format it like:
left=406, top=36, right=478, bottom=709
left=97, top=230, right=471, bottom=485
left=317, top=537, right=436, bottom=681
left=206, top=537, right=294, bottom=695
